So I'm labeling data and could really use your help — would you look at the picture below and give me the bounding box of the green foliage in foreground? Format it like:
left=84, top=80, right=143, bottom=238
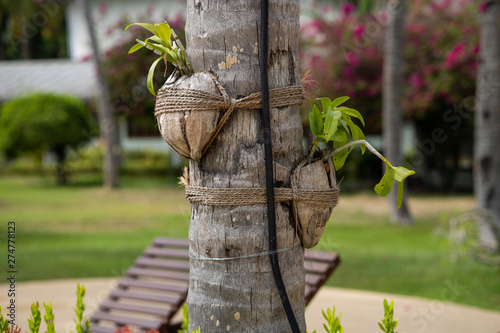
left=0, top=176, right=498, bottom=311
left=74, top=284, right=91, bottom=333
left=28, top=302, right=41, bottom=333
left=378, top=300, right=399, bottom=333
left=0, top=289, right=396, bottom=333
left=308, top=306, right=344, bottom=333
left=0, top=285, right=91, bottom=333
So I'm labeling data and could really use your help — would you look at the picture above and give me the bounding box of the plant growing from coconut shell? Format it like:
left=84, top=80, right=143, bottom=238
left=308, top=96, right=414, bottom=209
left=125, top=22, right=193, bottom=95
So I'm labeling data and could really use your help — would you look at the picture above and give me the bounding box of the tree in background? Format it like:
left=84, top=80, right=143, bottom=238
left=0, top=93, right=93, bottom=184
left=81, top=0, right=120, bottom=188
left=0, top=0, right=67, bottom=60
left=382, top=0, right=413, bottom=224
left=475, top=0, right=500, bottom=247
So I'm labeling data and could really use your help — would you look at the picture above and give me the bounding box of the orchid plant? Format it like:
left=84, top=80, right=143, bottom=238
left=125, top=22, right=193, bottom=95
left=308, top=96, right=415, bottom=209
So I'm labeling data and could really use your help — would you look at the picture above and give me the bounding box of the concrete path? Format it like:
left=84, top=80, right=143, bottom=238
left=1, top=278, right=499, bottom=333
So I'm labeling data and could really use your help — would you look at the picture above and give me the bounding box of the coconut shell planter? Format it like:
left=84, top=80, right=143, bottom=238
left=154, top=72, right=221, bottom=160
left=293, top=155, right=339, bottom=249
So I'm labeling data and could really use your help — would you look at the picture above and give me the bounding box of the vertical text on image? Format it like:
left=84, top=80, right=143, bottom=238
left=6, top=221, right=17, bottom=325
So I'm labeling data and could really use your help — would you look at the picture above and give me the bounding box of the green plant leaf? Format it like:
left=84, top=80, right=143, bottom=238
left=128, top=42, right=145, bottom=54
left=338, top=118, right=351, bottom=139
left=309, top=99, right=321, bottom=111
left=378, top=322, right=386, bottom=332
left=397, top=180, right=405, bottom=209
left=144, top=40, right=170, bottom=54
left=309, top=104, right=324, bottom=137
left=333, top=126, right=348, bottom=145
left=343, top=117, right=366, bottom=153
left=330, top=96, right=350, bottom=108
left=154, top=22, right=171, bottom=43
left=324, top=108, right=341, bottom=142
left=337, top=106, right=365, bottom=126
left=392, top=166, right=416, bottom=182
left=148, top=35, right=169, bottom=47
left=147, top=56, right=163, bottom=96
left=124, top=22, right=156, bottom=35
left=332, top=148, right=350, bottom=170
left=352, top=124, right=366, bottom=153
left=332, top=131, right=351, bottom=170
left=318, top=97, right=332, bottom=114
left=374, top=167, right=395, bottom=197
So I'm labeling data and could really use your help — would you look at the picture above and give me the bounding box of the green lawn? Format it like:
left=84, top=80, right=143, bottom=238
left=0, top=175, right=498, bottom=311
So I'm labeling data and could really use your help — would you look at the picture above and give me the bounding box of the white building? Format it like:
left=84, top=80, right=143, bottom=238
left=0, top=0, right=184, bottom=153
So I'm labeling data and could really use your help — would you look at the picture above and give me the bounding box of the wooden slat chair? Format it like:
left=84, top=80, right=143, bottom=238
left=90, top=237, right=340, bottom=333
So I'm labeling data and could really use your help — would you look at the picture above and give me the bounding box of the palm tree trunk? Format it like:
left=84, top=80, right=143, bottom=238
left=382, top=0, right=413, bottom=224
left=185, top=1, right=306, bottom=331
left=475, top=0, right=500, bottom=247
left=53, top=145, right=67, bottom=185
left=81, top=0, right=120, bottom=188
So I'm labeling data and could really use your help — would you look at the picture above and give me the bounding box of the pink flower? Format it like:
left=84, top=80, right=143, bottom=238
left=366, top=47, right=377, bottom=58
left=445, top=41, right=466, bottom=67
left=341, top=3, right=356, bottom=16
left=354, top=24, right=365, bottom=39
left=479, top=1, right=488, bottom=13
left=343, top=66, right=354, bottom=79
left=408, top=72, right=424, bottom=88
left=302, top=20, right=322, bottom=39
left=344, top=51, right=360, bottom=66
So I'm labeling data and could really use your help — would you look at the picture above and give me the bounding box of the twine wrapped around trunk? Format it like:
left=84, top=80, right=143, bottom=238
left=181, top=156, right=339, bottom=248
left=184, top=185, right=339, bottom=206
left=154, top=71, right=304, bottom=160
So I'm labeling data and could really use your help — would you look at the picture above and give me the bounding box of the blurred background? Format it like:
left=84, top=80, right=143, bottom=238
left=0, top=0, right=498, bottom=316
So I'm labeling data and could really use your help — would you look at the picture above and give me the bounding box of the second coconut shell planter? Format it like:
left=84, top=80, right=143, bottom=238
left=292, top=155, right=339, bottom=249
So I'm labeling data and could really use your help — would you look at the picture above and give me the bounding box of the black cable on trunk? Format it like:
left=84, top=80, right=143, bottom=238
left=260, top=1, right=301, bottom=332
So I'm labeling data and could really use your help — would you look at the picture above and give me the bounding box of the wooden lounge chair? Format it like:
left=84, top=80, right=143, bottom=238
left=90, top=237, right=340, bottom=333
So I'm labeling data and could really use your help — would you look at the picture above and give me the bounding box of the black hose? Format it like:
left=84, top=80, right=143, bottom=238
left=260, top=1, right=301, bottom=332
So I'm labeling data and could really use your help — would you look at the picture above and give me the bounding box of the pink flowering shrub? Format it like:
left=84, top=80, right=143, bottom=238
left=301, top=0, right=479, bottom=125
left=300, top=0, right=480, bottom=190
left=403, top=0, right=479, bottom=118
left=300, top=5, right=384, bottom=134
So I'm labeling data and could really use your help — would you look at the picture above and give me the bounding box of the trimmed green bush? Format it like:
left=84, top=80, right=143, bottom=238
left=0, top=93, right=94, bottom=184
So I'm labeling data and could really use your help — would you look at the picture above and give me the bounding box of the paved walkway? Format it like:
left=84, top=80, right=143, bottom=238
left=1, top=278, right=500, bottom=333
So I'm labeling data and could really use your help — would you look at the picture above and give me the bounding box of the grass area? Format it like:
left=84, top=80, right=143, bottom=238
left=0, top=175, right=498, bottom=312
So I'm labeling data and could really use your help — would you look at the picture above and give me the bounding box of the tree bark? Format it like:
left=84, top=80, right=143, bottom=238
left=382, top=0, right=413, bottom=225
left=185, top=1, right=306, bottom=332
left=475, top=0, right=500, bottom=247
left=54, top=145, right=67, bottom=185
left=81, top=0, right=120, bottom=188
